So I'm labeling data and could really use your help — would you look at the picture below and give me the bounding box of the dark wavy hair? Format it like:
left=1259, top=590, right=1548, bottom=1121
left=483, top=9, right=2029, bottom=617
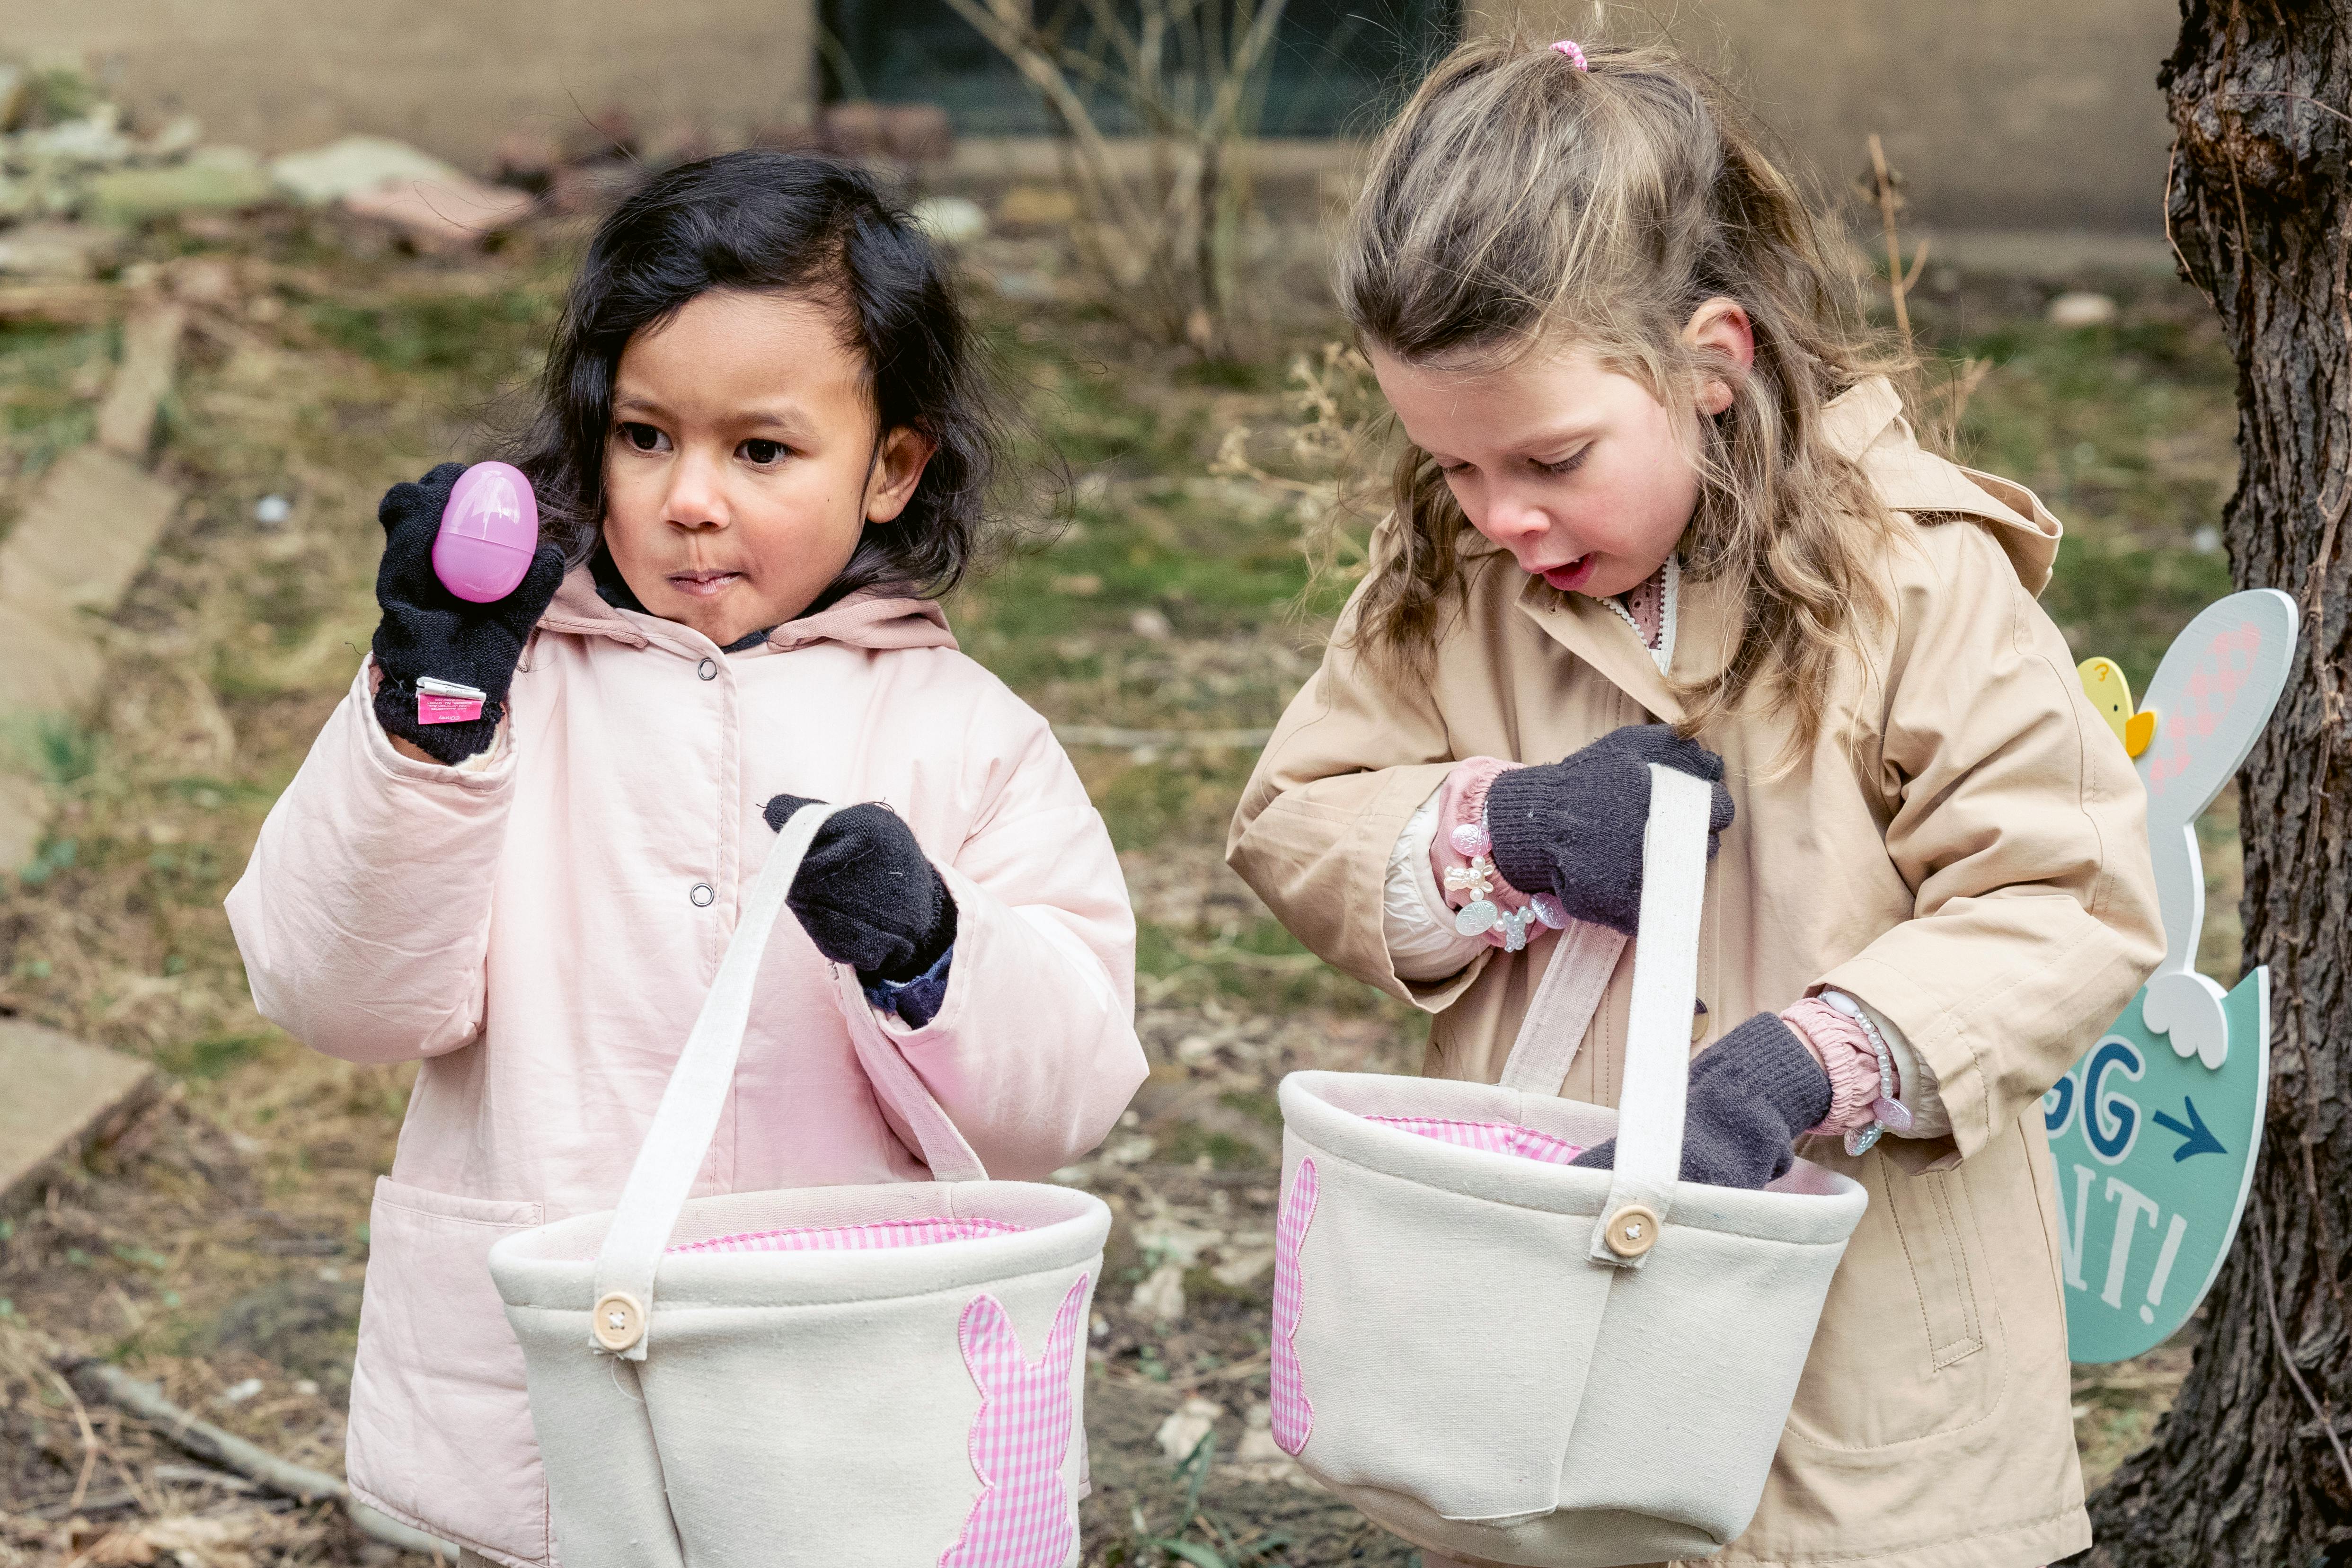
left=508, top=151, right=1012, bottom=606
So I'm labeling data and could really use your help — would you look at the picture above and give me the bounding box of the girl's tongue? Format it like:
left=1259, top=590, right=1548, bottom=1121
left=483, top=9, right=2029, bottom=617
left=1541, top=554, right=1598, bottom=593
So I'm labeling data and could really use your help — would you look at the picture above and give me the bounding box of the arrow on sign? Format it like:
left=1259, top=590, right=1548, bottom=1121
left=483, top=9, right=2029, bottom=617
left=2149, top=1097, right=2227, bottom=1162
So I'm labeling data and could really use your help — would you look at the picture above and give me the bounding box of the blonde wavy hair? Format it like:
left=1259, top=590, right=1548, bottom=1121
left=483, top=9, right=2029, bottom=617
left=1335, top=32, right=1918, bottom=749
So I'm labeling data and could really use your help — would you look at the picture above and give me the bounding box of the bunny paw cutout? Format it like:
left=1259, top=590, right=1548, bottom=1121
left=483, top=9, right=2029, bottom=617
left=2142, top=969, right=2231, bottom=1072
left=938, top=1275, right=1089, bottom=1568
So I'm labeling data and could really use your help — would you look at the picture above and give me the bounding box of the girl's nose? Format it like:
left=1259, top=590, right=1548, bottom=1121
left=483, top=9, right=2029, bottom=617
left=1481, top=487, right=1551, bottom=547
left=663, top=448, right=730, bottom=531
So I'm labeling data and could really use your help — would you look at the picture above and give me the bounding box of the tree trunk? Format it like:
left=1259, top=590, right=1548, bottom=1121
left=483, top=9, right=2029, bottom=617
left=2081, top=4, right=2352, bottom=1563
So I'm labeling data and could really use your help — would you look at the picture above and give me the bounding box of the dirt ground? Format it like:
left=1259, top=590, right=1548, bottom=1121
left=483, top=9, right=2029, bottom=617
left=0, top=184, right=2242, bottom=1565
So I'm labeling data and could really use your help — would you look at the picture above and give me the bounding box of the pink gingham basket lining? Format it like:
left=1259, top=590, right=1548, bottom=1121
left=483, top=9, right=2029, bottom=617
left=1365, top=1114, right=1585, bottom=1166
left=669, top=1216, right=1031, bottom=1255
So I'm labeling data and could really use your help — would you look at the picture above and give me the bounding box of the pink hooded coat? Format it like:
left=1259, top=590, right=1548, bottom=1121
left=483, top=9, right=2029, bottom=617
left=225, top=572, right=1146, bottom=1566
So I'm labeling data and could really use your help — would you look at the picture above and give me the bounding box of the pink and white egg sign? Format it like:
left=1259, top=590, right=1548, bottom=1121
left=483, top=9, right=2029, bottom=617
left=2047, top=589, right=2297, bottom=1363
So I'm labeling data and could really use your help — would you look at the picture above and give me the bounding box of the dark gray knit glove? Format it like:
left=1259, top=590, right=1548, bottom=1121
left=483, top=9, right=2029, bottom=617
left=1570, top=1013, right=1832, bottom=1189
left=1485, top=725, right=1735, bottom=936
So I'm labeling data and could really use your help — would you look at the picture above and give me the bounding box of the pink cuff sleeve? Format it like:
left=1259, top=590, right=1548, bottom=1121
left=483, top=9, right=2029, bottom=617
left=1430, top=758, right=1568, bottom=953
left=1429, top=757, right=1523, bottom=902
left=1782, top=999, right=1890, bottom=1136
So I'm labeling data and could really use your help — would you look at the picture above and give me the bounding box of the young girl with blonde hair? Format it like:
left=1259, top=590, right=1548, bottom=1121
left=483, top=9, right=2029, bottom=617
left=1230, top=34, right=2163, bottom=1568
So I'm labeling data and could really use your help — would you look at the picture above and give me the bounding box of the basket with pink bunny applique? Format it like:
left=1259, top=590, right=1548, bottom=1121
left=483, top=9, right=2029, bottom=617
left=1270, top=768, right=1869, bottom=1567
left=489, top=806, right=1107, bottom=1568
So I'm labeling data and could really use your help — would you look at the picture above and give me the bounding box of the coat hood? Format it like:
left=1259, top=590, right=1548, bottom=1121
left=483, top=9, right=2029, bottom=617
left=1823, top=376, right=2061, bottom=595
left=537, top=568, right=959, bottom=656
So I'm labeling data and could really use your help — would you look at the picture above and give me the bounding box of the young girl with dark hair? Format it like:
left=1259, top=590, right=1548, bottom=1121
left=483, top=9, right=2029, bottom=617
left=227, top=152, right=1145, bottom=1567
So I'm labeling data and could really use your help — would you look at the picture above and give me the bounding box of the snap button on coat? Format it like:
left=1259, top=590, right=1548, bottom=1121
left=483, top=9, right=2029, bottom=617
left=697, top=658, right=717, bottom=680
left=690, top=882, right=715, bottom=908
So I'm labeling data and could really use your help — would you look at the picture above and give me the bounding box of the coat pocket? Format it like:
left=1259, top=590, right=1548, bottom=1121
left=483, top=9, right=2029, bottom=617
left=1893, top=1167, right=1987, bottom=1370
left=1785, top=1154, right=2004, bottom=1449
left=347, top=1178, right=548, bottom=1563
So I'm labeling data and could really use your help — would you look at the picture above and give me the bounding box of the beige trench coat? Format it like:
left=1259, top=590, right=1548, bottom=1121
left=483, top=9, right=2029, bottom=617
left=1228, top=380, right=2164, bottom=1568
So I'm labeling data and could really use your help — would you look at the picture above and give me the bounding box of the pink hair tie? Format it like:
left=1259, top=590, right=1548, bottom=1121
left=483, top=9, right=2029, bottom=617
left=1551, top=39, right=1589, bottom=71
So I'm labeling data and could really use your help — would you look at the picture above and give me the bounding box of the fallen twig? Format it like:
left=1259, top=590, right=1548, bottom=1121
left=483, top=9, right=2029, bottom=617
left=1169, top=1349, right=1271, bottom=1392
left=1856, top=132, right=1991, bottom=443
left=152, top=1461, right=260, bottom=1493
left=1864, top=133, right=1916, bottom=343
left=30, top=1486, right=136, bottom=1522
left=67, top=1358, right=457, bottom=1560
left=1055, top=724, right=1273, bottom=751
left=0, top=283, right=119, bottom=325
left=47, top=1362, right=104, bottom=1515
left=0, top=1324, right=110, bottom=1516
left=1170, top=939, right=1323, bottom=972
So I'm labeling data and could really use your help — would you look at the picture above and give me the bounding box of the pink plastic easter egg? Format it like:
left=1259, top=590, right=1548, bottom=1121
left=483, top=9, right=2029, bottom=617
left=433, top=461, right=539, bottom=603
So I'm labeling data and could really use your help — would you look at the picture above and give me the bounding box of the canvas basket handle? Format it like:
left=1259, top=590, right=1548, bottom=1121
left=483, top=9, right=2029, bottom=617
left=1494, top=920, right=1630, bottom=1096
left=1488, top=766, right=1713, bottom=1269
left=587, top=803, right=978, bottom=1359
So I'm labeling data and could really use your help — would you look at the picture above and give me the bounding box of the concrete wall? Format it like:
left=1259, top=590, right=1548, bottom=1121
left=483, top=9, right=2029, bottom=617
left=0, top=0, right=818, bottom=167
left=11, top=0, right=2174, bottom=232
left=1481, top=2, right=2179, bottom=231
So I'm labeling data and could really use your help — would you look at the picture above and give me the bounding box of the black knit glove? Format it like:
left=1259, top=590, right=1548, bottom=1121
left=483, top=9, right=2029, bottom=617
left=763, top=794, right=957, bottom=985
left=1485, top=725, right=1735, bottom=936
left=370, top=463, right=567, bottom=765
left=1571, top=1013, right=1832, bottom=1189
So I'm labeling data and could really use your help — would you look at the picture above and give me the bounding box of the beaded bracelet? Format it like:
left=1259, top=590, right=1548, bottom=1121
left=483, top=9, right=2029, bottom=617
left=1823, top=990, right=1915, bottom=1155
left=1445, top=814, right=1568, bottom=952
left=1430, top=759, right=1565, bottom=954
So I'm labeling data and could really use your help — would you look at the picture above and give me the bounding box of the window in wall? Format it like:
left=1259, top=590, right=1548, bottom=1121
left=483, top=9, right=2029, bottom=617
left=821, top=0, right=1458, bottom=137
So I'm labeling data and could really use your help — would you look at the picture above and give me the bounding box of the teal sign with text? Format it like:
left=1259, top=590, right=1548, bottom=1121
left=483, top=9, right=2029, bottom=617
left=2045, top=970, right=2267, bottom=1362
left=2050, top=590, right=2295, bottom=1364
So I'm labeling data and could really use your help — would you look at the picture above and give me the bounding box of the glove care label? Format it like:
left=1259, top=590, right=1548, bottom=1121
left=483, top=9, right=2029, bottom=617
left=416, top=676, right=486, bottom=725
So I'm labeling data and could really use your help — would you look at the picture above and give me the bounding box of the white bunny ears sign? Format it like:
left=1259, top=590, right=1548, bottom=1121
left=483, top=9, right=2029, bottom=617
left=2046, top=589, right=2298, bottom=1364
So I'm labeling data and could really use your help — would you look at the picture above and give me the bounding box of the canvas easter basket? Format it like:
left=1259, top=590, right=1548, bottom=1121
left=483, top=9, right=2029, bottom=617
left=1271, top=767, right=1869, bottom=1567
left=487, top=806, right=1109, bottom=1568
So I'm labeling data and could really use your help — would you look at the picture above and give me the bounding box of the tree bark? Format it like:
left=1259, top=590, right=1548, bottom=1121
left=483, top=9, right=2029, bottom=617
left=2081, top=3, right=2352, bottom=1563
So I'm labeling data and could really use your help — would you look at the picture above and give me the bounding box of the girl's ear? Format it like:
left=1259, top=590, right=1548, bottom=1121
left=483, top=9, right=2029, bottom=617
left=864, top=425, right=939, bottom=525
left=1683, top=297, right=1755, bottom=416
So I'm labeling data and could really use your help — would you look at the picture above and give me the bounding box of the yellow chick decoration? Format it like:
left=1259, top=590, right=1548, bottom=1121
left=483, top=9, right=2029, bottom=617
left=2078, top=656, right=2157, bottom=759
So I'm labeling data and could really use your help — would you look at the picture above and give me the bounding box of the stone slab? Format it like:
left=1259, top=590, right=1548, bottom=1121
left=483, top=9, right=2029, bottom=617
left=0, top=771, right=45, bottom=873
left=97, top=303, right=188, bottom=458
left=1916, top=228, right=2180, bottom=282
left=0, top=283, right=118, bottom=326
left=0, top=443, right=182, bottom=617
left=0, top=443, right=184, bottom=868
left=86, top=151, right=277, bottom=226
left=270, top=134, right=461, bottom=205
left=0, top=1019, right=157, bottom=1214
left=0, top=595, right=106, bottom=718
left=0, top=222, right=122, bottom=283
